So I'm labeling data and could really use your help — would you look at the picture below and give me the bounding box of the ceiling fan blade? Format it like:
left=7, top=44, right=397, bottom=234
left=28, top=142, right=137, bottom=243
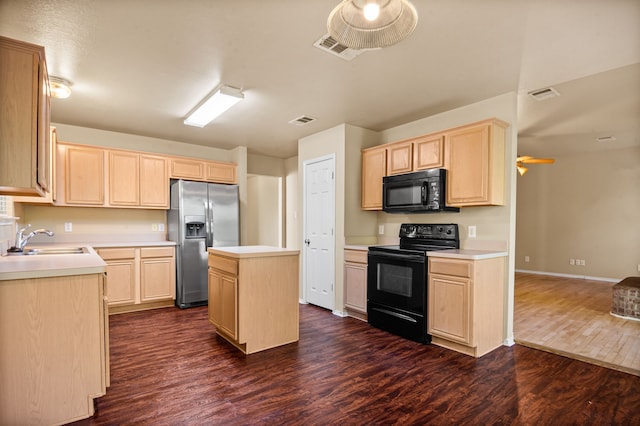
left=523, top=158, right=555, bottom=164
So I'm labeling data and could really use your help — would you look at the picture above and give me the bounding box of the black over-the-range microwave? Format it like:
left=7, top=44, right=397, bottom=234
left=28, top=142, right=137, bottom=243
left=382, top=169, right=460, bottom=214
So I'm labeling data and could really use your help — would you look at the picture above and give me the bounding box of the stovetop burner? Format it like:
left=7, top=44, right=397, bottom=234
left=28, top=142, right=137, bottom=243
left=369, top=223, right=459, bottom=254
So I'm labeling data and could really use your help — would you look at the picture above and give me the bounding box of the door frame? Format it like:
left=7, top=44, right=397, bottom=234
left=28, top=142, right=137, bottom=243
left=301, top=154, right=336, bottom=309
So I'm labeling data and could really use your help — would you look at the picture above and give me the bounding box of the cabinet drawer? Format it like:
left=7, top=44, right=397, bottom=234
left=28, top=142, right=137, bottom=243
left=344, top=249, right=368, bottom=264
left=209, top=255, right=238, bottom=276
left=141, top=247, right=174, bottom=258
left=97, top=248, right=136, bottom=260
left=429, top=258, right=472, bottom=278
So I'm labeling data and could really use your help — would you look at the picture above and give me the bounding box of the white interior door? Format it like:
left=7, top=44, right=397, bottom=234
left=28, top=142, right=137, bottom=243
left=303, top=155, right=335, bottom=310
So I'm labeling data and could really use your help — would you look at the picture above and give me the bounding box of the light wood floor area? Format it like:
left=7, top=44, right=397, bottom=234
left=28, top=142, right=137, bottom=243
left=514, top=272, right=640, bottom=376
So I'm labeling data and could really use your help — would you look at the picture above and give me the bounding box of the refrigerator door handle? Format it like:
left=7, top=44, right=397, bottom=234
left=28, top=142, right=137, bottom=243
left=206, top=199, right=214, bottom=249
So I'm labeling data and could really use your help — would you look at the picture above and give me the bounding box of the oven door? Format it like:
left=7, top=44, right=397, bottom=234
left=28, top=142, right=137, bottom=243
left=367, top=250, right=426, bottom=314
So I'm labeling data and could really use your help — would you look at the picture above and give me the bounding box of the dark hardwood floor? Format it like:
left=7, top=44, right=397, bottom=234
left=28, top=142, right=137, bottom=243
left=71, top=304, right=640, bottom=425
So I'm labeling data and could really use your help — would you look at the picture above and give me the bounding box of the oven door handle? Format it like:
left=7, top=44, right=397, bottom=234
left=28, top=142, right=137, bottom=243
left=369, top=252, right=425, bottom=263
left=371, top=307, right=418, bottom=323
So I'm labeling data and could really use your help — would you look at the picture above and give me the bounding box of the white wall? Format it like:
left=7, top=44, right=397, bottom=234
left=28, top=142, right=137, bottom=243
left=246, top=175, right=282, bottom=247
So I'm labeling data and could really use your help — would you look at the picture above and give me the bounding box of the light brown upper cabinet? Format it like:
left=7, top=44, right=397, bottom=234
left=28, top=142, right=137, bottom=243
left=109, top=150, right=168, bottom=208
left=361, top=145, right=387, bottom=210
left=413, top=134, right=444, bottom=170
left=445, top=119, right=507, bottom=207
left=170, top=157, right=238, bottom=184
left=0, top=36, right=50, bottom=196
left=205, top=161, right=237, bottom=184
left=386, top=141, right=413, bottom=175
left=64, top=144, right=105, bottom=205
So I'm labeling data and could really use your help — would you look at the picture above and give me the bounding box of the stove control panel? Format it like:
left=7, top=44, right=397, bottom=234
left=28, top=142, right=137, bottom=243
left=399, top=223, right=458, bottom=240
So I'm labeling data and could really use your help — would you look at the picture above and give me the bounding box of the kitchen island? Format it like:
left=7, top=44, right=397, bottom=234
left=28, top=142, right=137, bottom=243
left=207, top=245, right=300, bottom=354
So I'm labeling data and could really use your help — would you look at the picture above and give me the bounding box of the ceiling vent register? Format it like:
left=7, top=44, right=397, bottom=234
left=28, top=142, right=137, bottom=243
left=313, top=34, right=364, bottom=61
left=288, top=115, right=317, bottom=126
left=528, top=87, right=560, bottom=101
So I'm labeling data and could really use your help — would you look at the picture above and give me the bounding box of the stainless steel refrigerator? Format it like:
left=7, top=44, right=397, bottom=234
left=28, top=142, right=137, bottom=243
left=168, top=179, right=239, bottom=308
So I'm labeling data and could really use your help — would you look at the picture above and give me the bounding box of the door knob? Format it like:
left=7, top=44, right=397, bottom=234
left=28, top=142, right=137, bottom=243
left=304, top=239, right=310, bottom=246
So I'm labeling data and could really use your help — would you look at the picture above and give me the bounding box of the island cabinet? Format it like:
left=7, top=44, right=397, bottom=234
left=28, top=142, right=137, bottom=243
left=344, top=247, right=368, bottom=321
left=97, top=245, right=176, bottom=314
left=208, top=246, right=300, bottom=354
left=0, top=36, right=51, bottom=197
left=428, top=254, right=505, bottom=357
left=0, top=272, right=109, bottom=425
left=445, top=119, right=507, bottom=206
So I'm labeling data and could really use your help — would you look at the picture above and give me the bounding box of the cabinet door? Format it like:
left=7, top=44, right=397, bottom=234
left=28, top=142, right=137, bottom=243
left=205, top=161, right=236, bottom=184
left=109, top=151, right=139, bottom=206
left=413, top=135, right=444, bottom=170
left=98, top=248, right=137, bottom=306
left=140, top=247, right=175, bottom=302
left=386, top=141, right=413, bottom=175
left=65, top=145, right=105, bottom=205
left=445, top=121, right=505, bottom=206
left=208, top=268, right=238, bottom=339
left=428, top=274, right=471, bottom=345
left=361, top=146, right=386, bottom=210
left=140, top=155, right=168, bottom=207
left=170, top=158, right=204, bottom=180
left=344, top=262, right=367, bottom=313
left=0, top=37, right=49, bottom=196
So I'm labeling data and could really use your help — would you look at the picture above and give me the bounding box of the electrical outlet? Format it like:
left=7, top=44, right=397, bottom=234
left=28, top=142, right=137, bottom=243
left=524, top=256, right=530, bottom=263
left=378, top=225, right=384, bottom=235
left=468, top=225, right=476, bottom=238
left=158, top=223, right=165, bottom=232
left=579, top=259, right=586, bottom=266
left=570, top=259, right=575, bottom=265
left=64, top=222, right=72, bottom=232
left=152, top=224, right=158, bottom=232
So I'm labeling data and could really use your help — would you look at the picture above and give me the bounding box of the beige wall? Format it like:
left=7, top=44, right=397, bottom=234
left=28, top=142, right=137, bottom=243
left=516, top=146, right=640, bottom=280
left=246, top=175, right=282, bottom=247
left=285, top=156, right=299, bottom=250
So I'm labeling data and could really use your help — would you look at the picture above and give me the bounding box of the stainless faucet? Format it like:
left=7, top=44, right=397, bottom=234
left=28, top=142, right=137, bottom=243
left=14, top=224, right=54, bottom=251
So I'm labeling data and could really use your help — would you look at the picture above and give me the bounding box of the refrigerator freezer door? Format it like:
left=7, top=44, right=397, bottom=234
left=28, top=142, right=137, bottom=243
left=177, top=237, right=208, bottom=307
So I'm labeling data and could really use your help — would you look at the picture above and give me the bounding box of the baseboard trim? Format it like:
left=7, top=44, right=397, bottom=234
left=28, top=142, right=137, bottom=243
left=515, top=269, right=619, bottom=283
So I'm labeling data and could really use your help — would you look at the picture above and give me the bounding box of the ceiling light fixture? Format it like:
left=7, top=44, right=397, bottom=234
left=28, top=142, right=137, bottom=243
left=49, top=76, right=72, bottom=99
left=184, top=85, right=244, bottom=128
left=327, top=0, right=418, bottom=49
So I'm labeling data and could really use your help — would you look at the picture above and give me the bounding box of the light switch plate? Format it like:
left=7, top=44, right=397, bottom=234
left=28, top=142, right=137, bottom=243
left=468, top=225, right=476, bottom=238
left=64, top=222, right=72, bottom=232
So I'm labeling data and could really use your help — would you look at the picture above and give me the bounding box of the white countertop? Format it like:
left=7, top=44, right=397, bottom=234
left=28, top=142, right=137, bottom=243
left=0, top=241, right=175, bottom=281
left=426, top=249, right=508, bottom=260
left=0, top=245, right=106, bottom=281
left=344, top=245, right=369, bottom=251
left=208, top=245, right=299, bottom=259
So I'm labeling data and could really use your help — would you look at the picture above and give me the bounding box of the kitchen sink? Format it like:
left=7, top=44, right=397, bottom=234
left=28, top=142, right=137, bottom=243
left=23, top=247, right=89, bottom=255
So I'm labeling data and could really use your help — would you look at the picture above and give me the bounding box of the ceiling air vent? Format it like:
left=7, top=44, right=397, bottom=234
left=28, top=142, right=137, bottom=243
left=288, top=115, right=317, bottom=126
left=596, top=136, right=616, bottom=143
left=528, top=87, right=560, bottom=101
left=313, top=34, right=364, bottom=61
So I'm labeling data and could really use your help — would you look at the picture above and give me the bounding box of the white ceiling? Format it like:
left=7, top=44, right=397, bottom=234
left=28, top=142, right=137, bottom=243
left=1, top=0, right=638, bottom=159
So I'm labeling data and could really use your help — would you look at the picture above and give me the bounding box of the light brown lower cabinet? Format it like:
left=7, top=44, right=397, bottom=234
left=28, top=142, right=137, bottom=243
left=98, top=245, right=176, bottom=314
left=428, top=256, right=505, bottom=357
left=0, top=273, right=109, bottom=425
left=208, top=250, right=299, bottom=354
left=344, top=248, right=368, bottom=321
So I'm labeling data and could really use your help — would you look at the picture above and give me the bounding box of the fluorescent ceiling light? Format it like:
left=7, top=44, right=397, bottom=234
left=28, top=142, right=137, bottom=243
left=184, top=85, right=244, bottom=127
